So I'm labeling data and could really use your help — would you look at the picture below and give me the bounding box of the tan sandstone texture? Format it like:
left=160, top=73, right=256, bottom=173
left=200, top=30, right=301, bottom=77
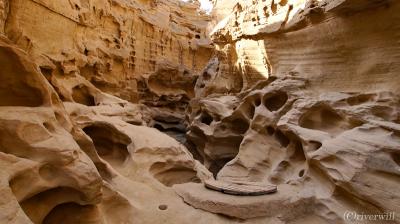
left=0, top=0, right=399, bottom=224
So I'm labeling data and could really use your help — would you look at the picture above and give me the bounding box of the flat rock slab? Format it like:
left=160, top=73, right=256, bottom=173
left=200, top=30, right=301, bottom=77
left=204, top=179, right=277, bottom=196
left=174, top=183, right=315, bottom=219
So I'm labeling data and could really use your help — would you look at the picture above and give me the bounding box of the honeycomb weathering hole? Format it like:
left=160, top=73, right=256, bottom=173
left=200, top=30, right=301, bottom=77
left=15, top=187, right=89, bottom=224
left=300, top=106, right=362, bottom=135
left=43, top=202, right=101, bottom=224
left=263, top=91, right=288, bottom=111
left=290, top=141, right=306, bottom=162
left=150, top=162, right=201, bottom=187
left=275, top=130, right=290, bottom=147
left=231, top=118, right=250, bottom=134
left=254, top=97, right=261, bottom=107
left=266, top=126, right=275, bottom=135
left=72, top=85, right=96, bottom=106
left=200, top=111, right=213, bottom=125
left=83, top=124, right=131, bottom=167
left=245, top=104, right=256, bottom=119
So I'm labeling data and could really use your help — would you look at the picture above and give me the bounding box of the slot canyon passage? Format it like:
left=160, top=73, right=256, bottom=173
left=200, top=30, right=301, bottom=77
left=0, top=0, right=400, bottom=223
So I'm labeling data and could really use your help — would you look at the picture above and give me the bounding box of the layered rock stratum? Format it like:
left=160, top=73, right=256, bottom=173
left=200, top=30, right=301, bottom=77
left=0, top=0, right=399, bottom=224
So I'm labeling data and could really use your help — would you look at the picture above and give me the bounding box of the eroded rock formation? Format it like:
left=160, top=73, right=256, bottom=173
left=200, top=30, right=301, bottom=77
left=183, top=75, right=400, bottom=222
left=0, top=0, right=399, bottom=224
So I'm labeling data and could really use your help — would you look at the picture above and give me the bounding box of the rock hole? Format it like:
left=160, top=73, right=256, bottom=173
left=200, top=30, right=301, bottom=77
left=39, top=164, right=61, bottom=180
left=200, top=112, right=213, bottom=125
left=254, top=97, right=261, bottom=107
left=279, top=0, right=288, bottom=6
left=246, top=104, right=256, bottom=119
left=203, top=71, right=211, bottom=80
left=300, top=106, right=361, bottom=135
left=275, top=130, right=290, bottom=147
left=83, top=124, right=131, bottom=167
left=266, top=126, right=275, bottom=135
left=290, top=141, right=306, bottom=162
left=264, top=91, right=288, bottom=111
left=158, top=204, right=168, bottom=210
left=271, top=2, right=277, bottom=14
left=150, top=162, right=200, bottom=187
left=195, top=34, right=200, bottom=39
left=43, top=202, right=100, bottom=224
left=231, top=118, right=250, bottom=134
left=276, top=160, right=290, bottom=171
left=12, top=187, right=89, bottom=224
left=72, top=85, right=95, bottom=106
left=298, top=169, right=305, bottom=177
left=263, top=6, right=269, bottom=17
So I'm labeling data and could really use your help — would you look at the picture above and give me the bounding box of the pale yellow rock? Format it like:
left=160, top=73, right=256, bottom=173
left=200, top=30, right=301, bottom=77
left=0, top=0, right=399, bottom=224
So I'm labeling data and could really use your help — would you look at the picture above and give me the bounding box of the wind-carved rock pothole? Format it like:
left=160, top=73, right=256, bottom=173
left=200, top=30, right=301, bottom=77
left=43, top=202, right=101, bottom=224
left=300, top=106, right=363, bottom=136
left=263, top=91, right=288, bottom=111
left=149, top=162, right=201, bottom=187
left=16, top=187, right=90, bottom=224
left=83, top=123, right=132, bottom=168
left=9, top=164, right=101, bottom=224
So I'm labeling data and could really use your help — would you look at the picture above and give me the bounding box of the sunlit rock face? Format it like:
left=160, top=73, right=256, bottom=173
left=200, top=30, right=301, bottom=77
left=207, top=0, right=400, bottom=93
left=1, top=0, right=213, bottom=103
left=0, top=0, right=399, bottom=224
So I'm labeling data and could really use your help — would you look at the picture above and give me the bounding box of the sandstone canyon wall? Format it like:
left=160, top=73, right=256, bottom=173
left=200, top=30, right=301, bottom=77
left=0, top=0, right=399, bottom=224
